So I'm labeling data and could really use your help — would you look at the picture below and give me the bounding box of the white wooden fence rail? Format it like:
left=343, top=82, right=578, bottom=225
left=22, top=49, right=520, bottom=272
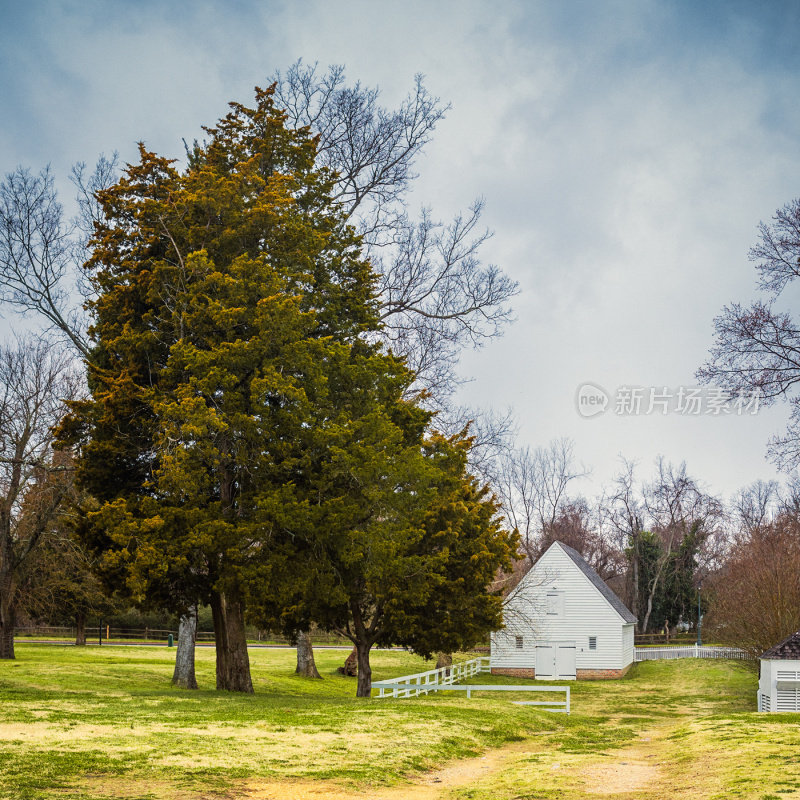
left=635, top=645, right=753, bottom=661
left=372, top=656, right=491, bottom=698
left=371, top=657, right=569, bottom=713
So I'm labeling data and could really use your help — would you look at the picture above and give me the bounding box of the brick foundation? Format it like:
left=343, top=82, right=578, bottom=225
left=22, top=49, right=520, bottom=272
left=491, top=667, right=536, bottom=679
left=490, top=663, right=633, bottom=680
left=576, top=663, right=632, bottom=680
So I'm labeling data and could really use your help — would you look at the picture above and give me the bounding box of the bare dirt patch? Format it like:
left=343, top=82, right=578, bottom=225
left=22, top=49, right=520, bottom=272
left=243, top=729, right=667, bottom=800
left=243, top=740, right=533, bottom=800
left=577, top=728, right=665, bottom=797
left=580, top=756, right=660, bottom=795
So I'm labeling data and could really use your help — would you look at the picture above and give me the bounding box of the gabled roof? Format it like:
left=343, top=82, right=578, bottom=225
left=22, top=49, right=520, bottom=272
left=552, top=541, right=638, bottom=624
left=762, top=630, right=800, bottom=660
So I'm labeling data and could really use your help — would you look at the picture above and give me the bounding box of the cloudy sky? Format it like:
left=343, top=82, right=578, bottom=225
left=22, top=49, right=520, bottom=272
left=2, top=0, right=799, bottom=501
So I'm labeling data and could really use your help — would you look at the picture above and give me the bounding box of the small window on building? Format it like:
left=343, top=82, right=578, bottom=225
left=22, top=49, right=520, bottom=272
left=515, top=635, right=524, bottom=649
left=589, top=636, right=597, bottom=650
left=546, top=591, right=561, bottom=615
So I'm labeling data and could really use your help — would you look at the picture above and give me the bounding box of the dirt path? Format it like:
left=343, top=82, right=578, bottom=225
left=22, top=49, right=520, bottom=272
left=576, top=728, right=666, bottom=796
left=243, top=727, right=668, bottom=800
left=243, top=740, right=529, bottom=800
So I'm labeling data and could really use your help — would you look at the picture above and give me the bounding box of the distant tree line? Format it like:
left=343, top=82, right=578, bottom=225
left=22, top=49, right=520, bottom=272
left=493, top=438, right=800, bottom=658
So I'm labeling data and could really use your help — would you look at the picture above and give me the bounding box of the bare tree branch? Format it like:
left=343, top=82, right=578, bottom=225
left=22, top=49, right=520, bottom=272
left=751, top=198, right=800, bottom=295
left=495, top=437, right=588, bottom=563
left=699, top=197, right=800, bottom=469
left=271, top=62, right=518, bottom=404
left=0, top=157, right=120, bottom=358
left=0, top=167, right=89, bottom=356
left=0, top=336, right=80, bottom=658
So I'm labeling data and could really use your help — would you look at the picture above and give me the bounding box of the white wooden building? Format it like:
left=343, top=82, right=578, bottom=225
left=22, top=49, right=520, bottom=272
left=758, top=630, right=800, bottom=712
left=491, top=541, right=637, bottom=680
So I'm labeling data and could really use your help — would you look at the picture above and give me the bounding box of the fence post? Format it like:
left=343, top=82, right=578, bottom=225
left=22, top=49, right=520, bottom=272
left=566, top=687, right=570, bottom=715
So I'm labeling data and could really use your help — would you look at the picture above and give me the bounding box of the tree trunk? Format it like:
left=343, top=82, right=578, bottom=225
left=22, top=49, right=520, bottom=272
left=631, top=534, right=640, bottom=633
left=436, top=652, right=453, bottom=677
left=0, top=579, right=16, bottom=660
left=172, top=607, right=198, bottom=689
left=338, top=646, right=358, bottom=676
left=210, top=588, right=253, bottom=693
left=642, top=592, right=655, bottom=635
left=355, top=638, right=372, bottom=697
left=642, top=552, right=670, bottom=635
left=295, top=630, right=321, bottom=679
left=75, top=611, right=86, bottom=646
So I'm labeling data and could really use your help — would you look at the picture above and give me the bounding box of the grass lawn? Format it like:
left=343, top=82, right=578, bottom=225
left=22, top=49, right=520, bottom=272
left=0, top=644, right=797, bottom=799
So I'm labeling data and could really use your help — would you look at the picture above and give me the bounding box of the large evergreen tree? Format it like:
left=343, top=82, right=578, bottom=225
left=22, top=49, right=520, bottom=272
left=61, top=88, right=380, bottom=691
left=62, top=87, right=515, bottom=695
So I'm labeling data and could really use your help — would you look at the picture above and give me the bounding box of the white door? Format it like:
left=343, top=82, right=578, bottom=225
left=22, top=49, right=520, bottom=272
left=536, top=642, right=576, bottom=680
left=535, top=645, right=555, bottom=678
left=555, top=643, right=576, bottom=680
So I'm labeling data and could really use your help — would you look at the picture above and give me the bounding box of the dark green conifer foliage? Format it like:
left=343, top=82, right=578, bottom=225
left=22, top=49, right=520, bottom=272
left=63, top=87, right=516, bottom=695
left=63, top=87, right=378, bottom=692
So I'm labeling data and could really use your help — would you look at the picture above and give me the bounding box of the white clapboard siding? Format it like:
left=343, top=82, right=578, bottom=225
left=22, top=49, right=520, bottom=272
left=492, top=542, right=635, bottom=674
left=490, top=628, right=539, bottom=668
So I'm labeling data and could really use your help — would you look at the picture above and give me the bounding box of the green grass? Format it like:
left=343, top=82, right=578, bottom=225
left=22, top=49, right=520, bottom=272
left=0, top=645, right=555, bottom=798
left=0, top=645, right=797, bottom=799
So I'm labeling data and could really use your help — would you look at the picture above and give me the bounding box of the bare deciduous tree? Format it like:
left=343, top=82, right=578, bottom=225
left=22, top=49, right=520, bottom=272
left=0, top=168, right=87, bottom=356
left=699, top=198, right=800, bottom=469
left=373, top=202, right=517, bottom=403
left=271, top=63, right=519, bottom=675
left=273, top=64, right=444, bottom=242
left=600, top=458, right=723, bottom=633
left=0, top=157, right=121, bottom=357
left=436, top=405, right=516, bottom=487
left=601, top=459, right=646, bottom=627
left=733, top=479, right=780, bottom=535
left=706, top=511, right=800, bottom=661
left=496, top=437, right=588, bottom=563
left=271, top=61, right=518, bottom=404
left=640, top=458, right=722, bottom=634
left=538, top=497, right=623, bottom=582
left=0, top=338, right=79, bottom=658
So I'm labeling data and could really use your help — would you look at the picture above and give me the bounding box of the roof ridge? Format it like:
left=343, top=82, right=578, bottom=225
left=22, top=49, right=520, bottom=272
left=762, top=629, right=800, bottom=659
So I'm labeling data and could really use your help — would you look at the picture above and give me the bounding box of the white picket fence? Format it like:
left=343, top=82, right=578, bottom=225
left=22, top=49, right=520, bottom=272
left=635, top=645, right=753, bottom=662
left=371, top=656, right=570, bottom=712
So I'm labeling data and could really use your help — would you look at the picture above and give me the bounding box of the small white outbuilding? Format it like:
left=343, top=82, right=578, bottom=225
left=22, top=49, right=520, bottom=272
left=491, top=540, right=637, bottom=680
left=758, top=630, right=800, bottom=712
